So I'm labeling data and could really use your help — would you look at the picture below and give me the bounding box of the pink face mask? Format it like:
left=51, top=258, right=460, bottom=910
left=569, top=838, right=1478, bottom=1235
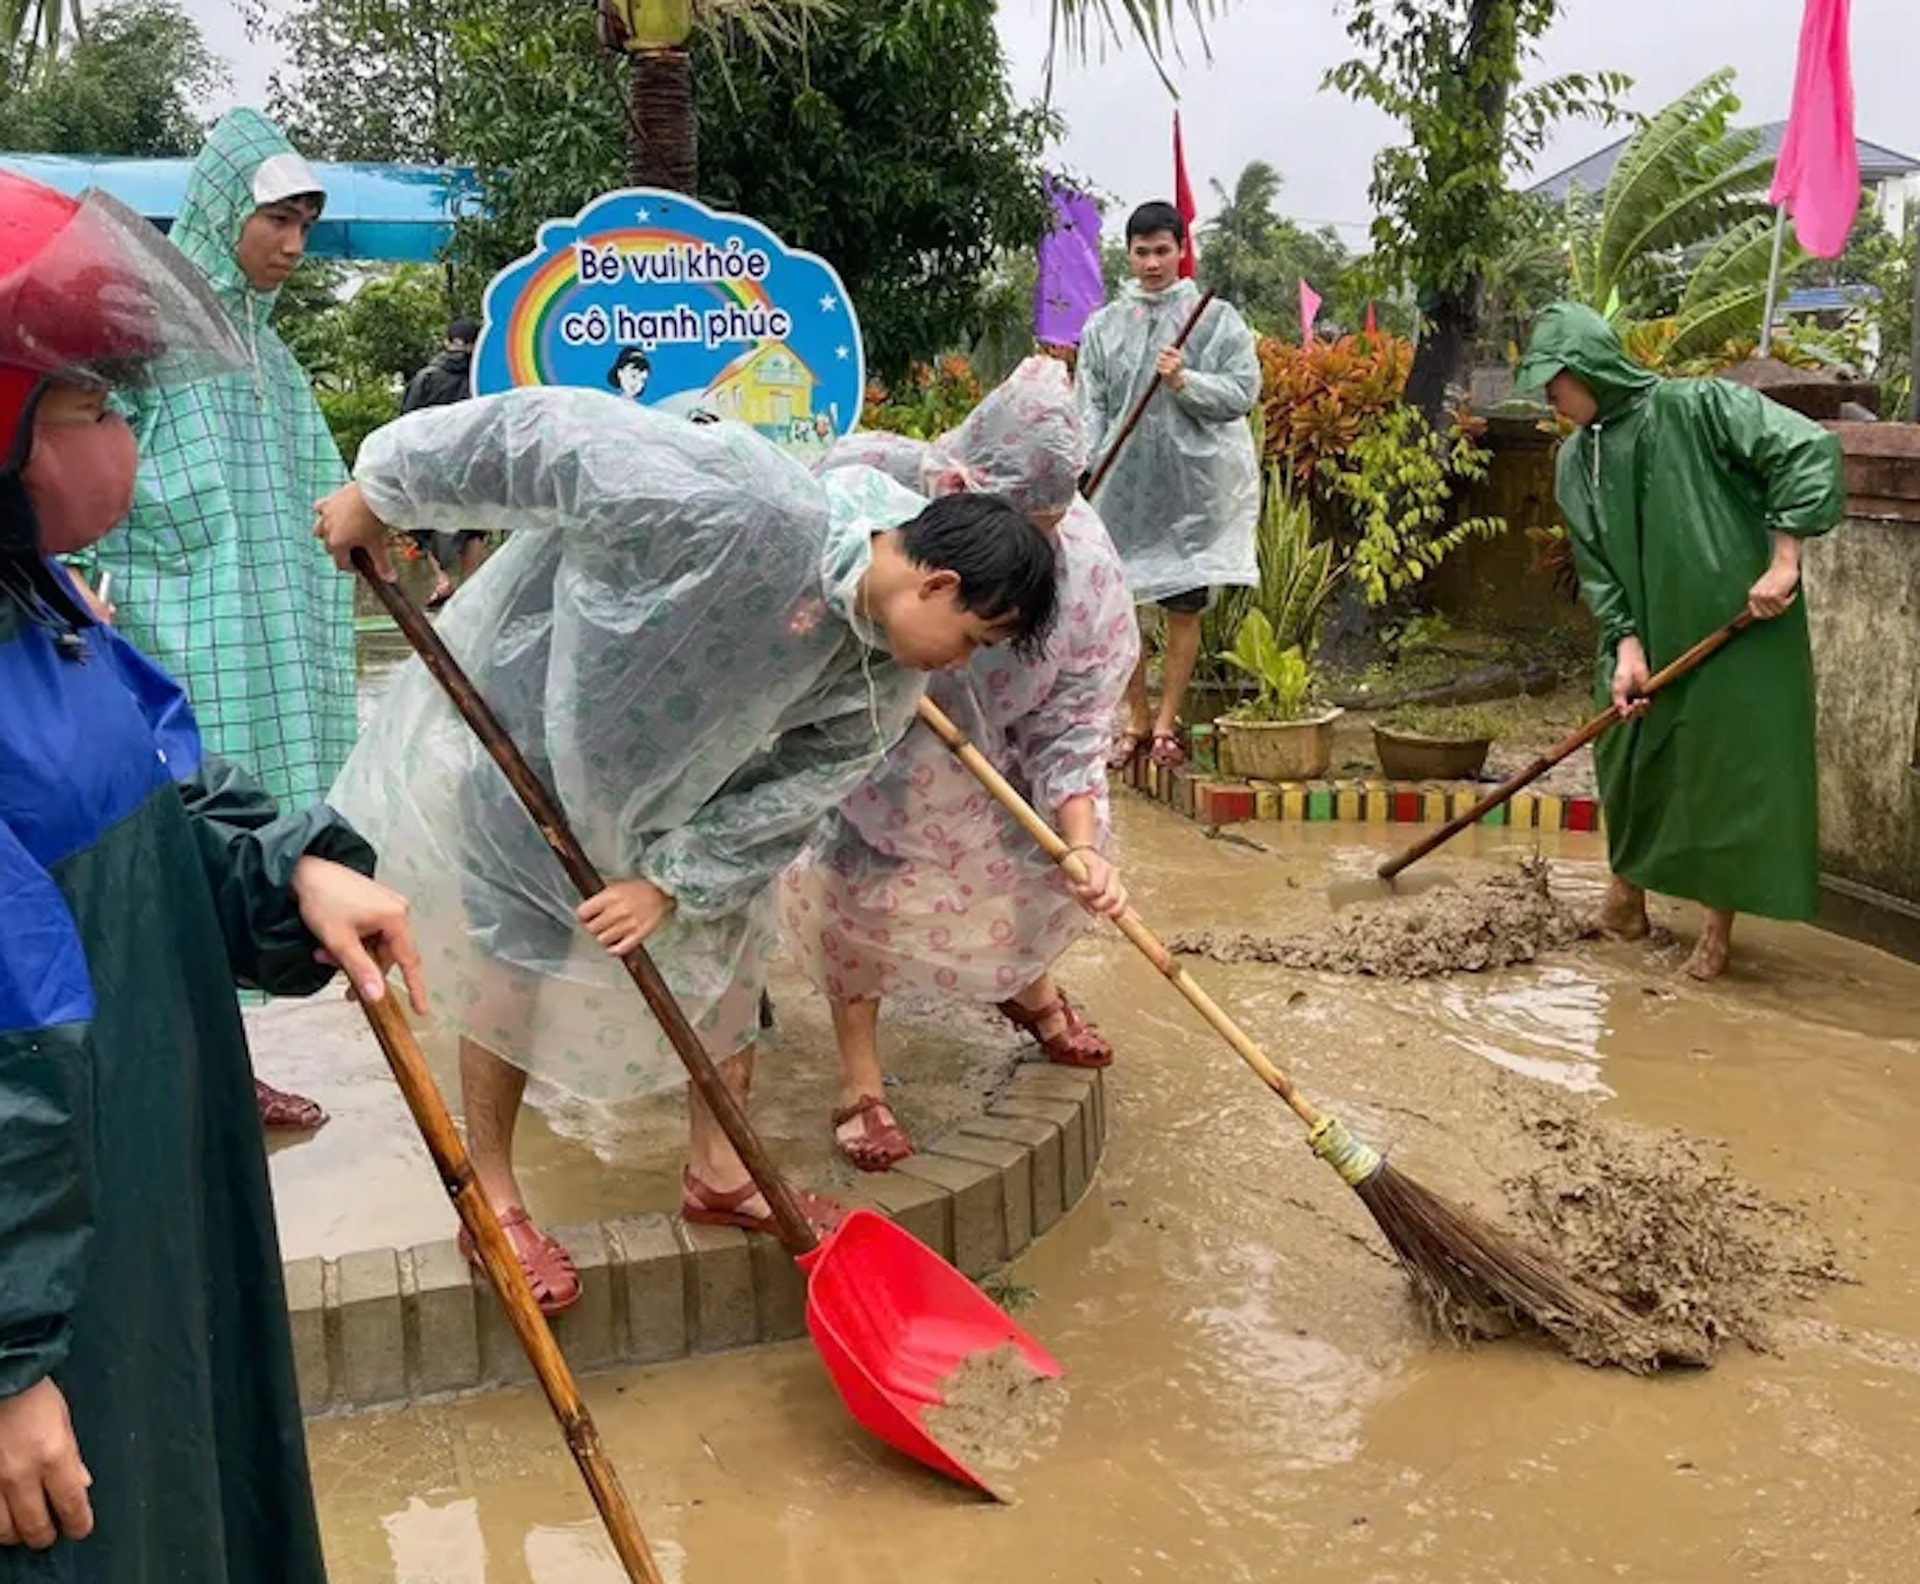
left=24, top=412, right=138, bottom=554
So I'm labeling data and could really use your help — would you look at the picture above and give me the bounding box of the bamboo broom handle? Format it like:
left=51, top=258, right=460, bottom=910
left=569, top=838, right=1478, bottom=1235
left=1376, top=609, right=1755, bottom=882
left=912, top=697, right=1325, bottom=1131
left=356, top=992, right=667, bottom=1584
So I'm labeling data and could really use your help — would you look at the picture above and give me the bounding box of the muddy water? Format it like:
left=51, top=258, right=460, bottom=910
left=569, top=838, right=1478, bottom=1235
left=308, top=796, right=1920, bottom=1582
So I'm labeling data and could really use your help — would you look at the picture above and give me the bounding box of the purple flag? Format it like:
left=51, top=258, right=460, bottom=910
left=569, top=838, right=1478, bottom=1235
left=1034, top=178, right=1105, bottom=347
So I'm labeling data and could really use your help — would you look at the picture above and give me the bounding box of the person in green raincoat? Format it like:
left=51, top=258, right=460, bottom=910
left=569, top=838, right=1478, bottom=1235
left=1515, top=303, right=1844, bottom=979
left=0, top=169, right=424, bottom=1580
left=81, top=108, right=355, bottom=1129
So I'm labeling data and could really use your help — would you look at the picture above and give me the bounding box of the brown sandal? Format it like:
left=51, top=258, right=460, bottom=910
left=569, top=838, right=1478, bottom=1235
left=255, top=1076, right=327, bottom=1131
left=1148, top=731, right=1186, bottom=769
left=680, top=1168, right=849, bottom=1240
left=458, top=1206, right=581, bottom=1316
left=996, top=992, right=1114, bottom=1069
left=1107, top=728, right=1146, bottom=772
left=832, top=1093, right=915, bottom=1173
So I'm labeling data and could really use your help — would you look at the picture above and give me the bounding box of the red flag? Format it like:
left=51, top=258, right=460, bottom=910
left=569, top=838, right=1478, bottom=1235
left=1365, top=302, right=1378, bottom=338
left=1770, top=0, right=1859, bottom=258
left=1173, top=110, right=1198, bottom=280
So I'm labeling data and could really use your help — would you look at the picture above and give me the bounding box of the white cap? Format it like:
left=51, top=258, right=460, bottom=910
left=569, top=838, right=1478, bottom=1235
left=251, top=152, right=326, bottom=213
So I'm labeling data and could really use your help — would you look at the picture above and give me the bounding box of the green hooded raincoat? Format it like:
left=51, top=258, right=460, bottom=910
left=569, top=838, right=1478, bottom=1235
left=1517, top=303, right=1844, bottom=919
left=92, top=109, right=353, bottom=813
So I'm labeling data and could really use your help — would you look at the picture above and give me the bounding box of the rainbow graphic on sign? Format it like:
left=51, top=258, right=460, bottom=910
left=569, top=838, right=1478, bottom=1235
left=473, top=188, right=865, bottom=457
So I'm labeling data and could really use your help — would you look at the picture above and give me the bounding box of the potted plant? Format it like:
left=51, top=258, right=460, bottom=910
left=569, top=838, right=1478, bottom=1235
left=1373, top=703, right=1500, bottom=780
left=1214, top=610, right=1343, bottom=780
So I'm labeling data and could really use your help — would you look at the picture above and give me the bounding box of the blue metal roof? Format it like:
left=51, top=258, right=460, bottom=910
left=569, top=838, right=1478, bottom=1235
left=0, top=153, right=480, bottom=263
left=1782, top=283, right=1882, bottom=313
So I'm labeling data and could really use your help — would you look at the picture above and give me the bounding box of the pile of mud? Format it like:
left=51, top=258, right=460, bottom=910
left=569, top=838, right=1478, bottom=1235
left=1172, top=860, right=1597, bottom=979
left=1502, top=1104, right=1845, bottom=1366
left=923, top=1344, right=1068, bottom=1502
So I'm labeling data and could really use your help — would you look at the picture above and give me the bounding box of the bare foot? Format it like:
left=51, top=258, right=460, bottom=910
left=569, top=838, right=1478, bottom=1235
left=1599, top=878, right=1650, bottom=941
left=1680, top=911, right=1734, bottom=981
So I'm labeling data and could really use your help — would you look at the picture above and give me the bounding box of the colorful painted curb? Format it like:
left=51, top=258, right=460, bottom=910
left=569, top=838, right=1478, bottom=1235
left=1116, top=747, right=1603, bottom=835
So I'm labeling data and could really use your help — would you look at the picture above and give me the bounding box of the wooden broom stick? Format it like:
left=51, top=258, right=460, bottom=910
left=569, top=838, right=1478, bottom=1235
left=355, top=991, right=668, bottom=1584
left=1081, top=288, right=1217, bottom=500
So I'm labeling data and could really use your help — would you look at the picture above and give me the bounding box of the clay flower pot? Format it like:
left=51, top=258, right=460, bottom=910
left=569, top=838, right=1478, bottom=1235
left=1372, top=723, right=1493, bottom=781
left=1215, top=708, right=1343, bottom=781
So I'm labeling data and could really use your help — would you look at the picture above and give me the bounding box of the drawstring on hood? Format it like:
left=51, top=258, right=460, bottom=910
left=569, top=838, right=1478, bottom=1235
left=1516, top=303, right=1662, bottom=501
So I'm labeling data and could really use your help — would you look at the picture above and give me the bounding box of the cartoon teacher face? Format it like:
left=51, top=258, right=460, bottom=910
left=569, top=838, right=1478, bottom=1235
left=608, top=347, right=651, bottom=402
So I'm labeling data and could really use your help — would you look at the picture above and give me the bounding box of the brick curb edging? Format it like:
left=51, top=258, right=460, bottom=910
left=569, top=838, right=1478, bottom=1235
left=290, top=1061, right=1107, bottom=1416
left=1117, top=741, right=1604, bottom=834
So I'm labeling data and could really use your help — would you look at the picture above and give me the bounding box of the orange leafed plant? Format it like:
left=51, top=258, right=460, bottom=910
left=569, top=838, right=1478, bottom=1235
left=1258, top=333, right=1414, bottom=481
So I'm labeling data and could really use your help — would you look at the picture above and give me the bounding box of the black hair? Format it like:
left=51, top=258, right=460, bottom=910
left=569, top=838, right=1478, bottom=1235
left=607, top=347, right=651, bottom=387
left=448, top=315, right=482, bottom=345
left=1126, top=200, right=1185, bottom=246
left=900, top=491, right=1059, bottom=660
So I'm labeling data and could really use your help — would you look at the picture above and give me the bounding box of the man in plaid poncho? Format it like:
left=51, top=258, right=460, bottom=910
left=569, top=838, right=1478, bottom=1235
left=85, top=109, right=352, bottom=1130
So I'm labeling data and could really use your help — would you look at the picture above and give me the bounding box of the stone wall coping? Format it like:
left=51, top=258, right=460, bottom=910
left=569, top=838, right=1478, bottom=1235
left=291, top=1063, right=1108, bottom=1416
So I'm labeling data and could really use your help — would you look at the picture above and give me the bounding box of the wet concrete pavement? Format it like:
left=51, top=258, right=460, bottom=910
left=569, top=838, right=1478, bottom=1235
left=306, top=795, right=1920, bottom=1583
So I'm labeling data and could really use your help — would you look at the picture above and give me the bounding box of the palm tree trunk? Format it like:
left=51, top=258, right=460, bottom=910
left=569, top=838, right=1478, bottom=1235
left=627, top=48, right=697, bottom=194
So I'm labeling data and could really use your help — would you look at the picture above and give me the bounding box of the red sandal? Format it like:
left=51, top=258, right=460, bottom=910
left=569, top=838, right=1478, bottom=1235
left=255, top=1076, right=327, bottom=1131
left=996, top=992, right=1114, bottom=1069
left=680, top=1168, right=849, bottom=1240
left=831, top=1093, right=914, bottom=1173
left=458, top=1206, right=581, bottom=1317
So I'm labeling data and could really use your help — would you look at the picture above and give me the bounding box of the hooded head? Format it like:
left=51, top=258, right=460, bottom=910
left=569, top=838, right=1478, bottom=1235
left=1515, top=303, right=1660, bottom=428
left=171, top=109, right=327, bottom=313
left=932, top=356, right=1087, bottom=530
left=0, top=172, right=245, bottom=621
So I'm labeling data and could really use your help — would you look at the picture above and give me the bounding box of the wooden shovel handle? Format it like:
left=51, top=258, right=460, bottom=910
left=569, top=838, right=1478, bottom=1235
left=912, top=696, right=1325, bottom=1132
left=356, top=991, right=667, bottom=1584
left=1081, top=288, right=1217, bottom=500
left=354, top=552, right=820, bottom=1255
left=1376, top=610, right=1756, bottom=882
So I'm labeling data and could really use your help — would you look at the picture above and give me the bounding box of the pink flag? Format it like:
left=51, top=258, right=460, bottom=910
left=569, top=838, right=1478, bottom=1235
left=1299, top=279, right=1323, bottom=344
left=1173, top=111, right=1199, bottom=280
left=1769, top=0, right=1859, bottom=258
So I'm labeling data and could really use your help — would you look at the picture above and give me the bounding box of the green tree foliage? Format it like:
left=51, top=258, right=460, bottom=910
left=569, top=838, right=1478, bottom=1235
left=442, top=0, right=1052, bottom=378
left=1555, top=72, right=1794, bottom=364
left=1199, top=160, right=1354, bottom=337
left=1325, top=0, right=1626, bottom=415
left=244, top=0, right=458, bottom=163
left=0, top=0, right=223, bottom=155
left=0, top=0, right=74, bottom=79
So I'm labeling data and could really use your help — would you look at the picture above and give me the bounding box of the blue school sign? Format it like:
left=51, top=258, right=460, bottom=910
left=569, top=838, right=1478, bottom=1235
left=473, top=188, right=866, bottom=457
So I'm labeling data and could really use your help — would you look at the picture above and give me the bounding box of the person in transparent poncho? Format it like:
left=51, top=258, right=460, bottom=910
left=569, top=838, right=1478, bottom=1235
left=313, top=387, right=1058, bottom=1313
left=1077, top=200, right=1260, bottom=771
left=779, top=358, right=1139, bottom=1170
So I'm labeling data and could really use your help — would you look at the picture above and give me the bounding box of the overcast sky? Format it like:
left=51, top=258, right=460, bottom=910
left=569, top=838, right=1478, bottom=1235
left=193, top=0, right=1917, bottom=243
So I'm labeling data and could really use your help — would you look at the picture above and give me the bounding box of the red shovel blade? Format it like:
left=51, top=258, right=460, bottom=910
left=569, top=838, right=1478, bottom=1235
left=798, top=1209, right=1062, bottom=1495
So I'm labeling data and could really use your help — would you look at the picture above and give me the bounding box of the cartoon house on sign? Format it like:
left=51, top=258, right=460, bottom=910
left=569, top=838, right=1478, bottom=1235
left=700, top=341, right=816, bottom=437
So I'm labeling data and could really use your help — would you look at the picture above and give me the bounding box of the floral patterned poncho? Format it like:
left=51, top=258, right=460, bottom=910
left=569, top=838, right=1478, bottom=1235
left=780, top=357, right=1140, bottom=1002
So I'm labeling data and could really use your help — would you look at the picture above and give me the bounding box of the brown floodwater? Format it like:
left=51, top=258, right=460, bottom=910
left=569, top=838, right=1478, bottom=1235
left=306, top=795, right=1920, bottom=1583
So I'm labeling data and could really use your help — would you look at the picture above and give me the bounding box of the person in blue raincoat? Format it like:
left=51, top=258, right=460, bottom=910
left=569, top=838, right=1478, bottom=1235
left=316, top=390, right=1061, bottom=1314
left=0, top=170, right=424, bottom=1581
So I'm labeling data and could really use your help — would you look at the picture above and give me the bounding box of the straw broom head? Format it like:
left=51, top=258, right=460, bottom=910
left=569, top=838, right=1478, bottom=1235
left=1309, top=1118, right=1684, bottom=1372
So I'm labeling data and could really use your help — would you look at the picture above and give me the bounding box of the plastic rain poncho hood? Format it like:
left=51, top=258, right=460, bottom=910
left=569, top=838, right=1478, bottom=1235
left=1075, top=278, right=1261, bottom=602
left=330, top=389, right=927, bottom=1100
left=781, top=358, right=1140, bottom=1002
left=1520, top=303, right=1844, bottom=920
left=92, top=109, right=352, bottom=812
